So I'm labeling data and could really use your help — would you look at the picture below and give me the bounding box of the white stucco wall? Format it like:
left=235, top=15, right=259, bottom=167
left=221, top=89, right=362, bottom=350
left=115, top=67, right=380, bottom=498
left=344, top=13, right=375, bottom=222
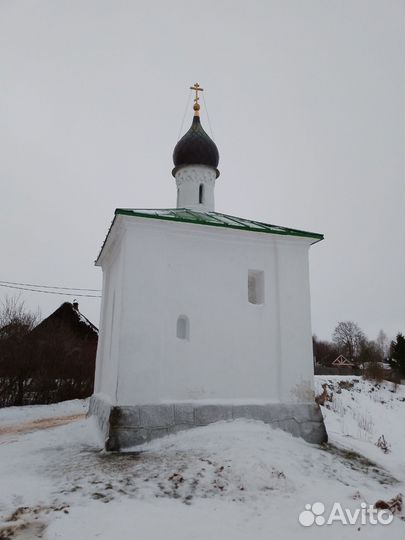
left=95, top=216, right=316, bottom=405
left=94, top=225, right=125, bottom=403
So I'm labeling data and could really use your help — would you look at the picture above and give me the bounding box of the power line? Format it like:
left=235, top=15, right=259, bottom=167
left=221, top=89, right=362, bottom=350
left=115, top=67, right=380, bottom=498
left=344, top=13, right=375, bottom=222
left=0, top=283, right=101, bottom=298
left=202, top=91, right=215, bottom=140
left=0, top=280, right=100, bottom=292
left=177, top=89, right=192, bottom=140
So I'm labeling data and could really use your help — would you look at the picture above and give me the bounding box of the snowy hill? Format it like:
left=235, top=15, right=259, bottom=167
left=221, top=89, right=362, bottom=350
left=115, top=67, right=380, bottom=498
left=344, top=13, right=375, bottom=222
left=0, top=377, right=404, bottom=539
left=314, top=376, right=405, bottom=479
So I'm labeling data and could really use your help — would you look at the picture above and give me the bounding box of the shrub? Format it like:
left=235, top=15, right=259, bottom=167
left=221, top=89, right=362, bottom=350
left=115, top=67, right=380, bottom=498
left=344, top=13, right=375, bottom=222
left=364, top=362, right=385, bottom=383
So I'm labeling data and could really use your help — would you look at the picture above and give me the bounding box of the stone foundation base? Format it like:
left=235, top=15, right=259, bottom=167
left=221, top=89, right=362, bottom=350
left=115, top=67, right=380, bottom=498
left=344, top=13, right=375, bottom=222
left=89, top=394, right=328, bottom=451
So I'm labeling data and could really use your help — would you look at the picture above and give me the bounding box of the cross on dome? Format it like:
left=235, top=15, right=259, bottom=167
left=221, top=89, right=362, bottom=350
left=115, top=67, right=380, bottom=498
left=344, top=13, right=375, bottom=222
left=190, top=82, right=204, bottom=116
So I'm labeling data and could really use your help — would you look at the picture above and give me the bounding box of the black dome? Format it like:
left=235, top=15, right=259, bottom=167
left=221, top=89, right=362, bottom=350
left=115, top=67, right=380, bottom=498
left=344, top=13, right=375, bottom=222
left=172, top=115, right=220, bottom=177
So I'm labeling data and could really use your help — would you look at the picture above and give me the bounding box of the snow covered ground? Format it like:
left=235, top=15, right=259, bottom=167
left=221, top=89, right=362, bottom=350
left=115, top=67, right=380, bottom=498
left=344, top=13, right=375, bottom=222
left=0, top=378, right=404, bottom=539
left=0, top=399, right=88, bottom=428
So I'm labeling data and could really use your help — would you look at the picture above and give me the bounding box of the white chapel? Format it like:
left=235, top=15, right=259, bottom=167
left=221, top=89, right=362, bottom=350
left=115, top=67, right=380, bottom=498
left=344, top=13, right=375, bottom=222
left=90, top=84, right=327, bottom=450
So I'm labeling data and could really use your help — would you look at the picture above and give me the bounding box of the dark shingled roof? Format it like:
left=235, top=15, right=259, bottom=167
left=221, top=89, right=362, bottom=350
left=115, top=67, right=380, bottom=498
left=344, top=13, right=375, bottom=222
left=32, top=302, right=98, bottom=337
left=172, top=115, right=219, bottom=177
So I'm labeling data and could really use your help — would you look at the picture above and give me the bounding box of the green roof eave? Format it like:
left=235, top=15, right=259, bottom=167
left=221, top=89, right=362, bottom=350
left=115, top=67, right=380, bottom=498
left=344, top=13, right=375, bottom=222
left=114, top=208, right=324, bottom=242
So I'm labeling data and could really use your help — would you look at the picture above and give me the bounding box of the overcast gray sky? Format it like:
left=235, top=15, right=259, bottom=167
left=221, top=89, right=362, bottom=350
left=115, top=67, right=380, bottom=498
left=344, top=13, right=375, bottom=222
left=0, top=0, right=403, bottom=341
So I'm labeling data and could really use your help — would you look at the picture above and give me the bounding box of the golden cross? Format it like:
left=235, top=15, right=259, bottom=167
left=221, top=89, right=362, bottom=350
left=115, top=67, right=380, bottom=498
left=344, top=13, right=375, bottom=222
left=190, top=82, right=204, bottom=105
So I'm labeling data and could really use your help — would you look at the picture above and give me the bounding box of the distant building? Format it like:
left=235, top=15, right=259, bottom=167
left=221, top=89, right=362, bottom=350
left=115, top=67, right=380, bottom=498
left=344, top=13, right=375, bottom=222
left=32, top=301, right=98, bottom=345
left=29, top=301, right=98, bottom=400
left=0, top=301, right=98, bottom=407
left=332, top=355, right=354, bottom=367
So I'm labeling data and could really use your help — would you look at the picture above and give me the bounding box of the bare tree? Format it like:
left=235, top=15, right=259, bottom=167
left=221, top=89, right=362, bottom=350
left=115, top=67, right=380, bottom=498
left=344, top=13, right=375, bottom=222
left=376, top=329, right=389, bottom=359
left=332, top=321, right=365, bottom=363
left=312, top=335, right=338, bottom=366
left=0, top=295, right=40, bottom=334
left=0, top=295, right=41, bottom=405
left=359, top=339, right=383, bottom=365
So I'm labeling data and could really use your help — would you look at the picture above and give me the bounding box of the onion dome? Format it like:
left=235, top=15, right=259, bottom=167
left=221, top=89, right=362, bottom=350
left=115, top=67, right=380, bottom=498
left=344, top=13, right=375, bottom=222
left=172, top=84, right=220, bottom=177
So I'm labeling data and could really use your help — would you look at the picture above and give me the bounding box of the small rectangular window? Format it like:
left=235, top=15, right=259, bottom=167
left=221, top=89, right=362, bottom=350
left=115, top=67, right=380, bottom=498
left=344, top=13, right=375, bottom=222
left=248, top=270, right=264, bottom=304
left=177, top=315, right=189, bottom=340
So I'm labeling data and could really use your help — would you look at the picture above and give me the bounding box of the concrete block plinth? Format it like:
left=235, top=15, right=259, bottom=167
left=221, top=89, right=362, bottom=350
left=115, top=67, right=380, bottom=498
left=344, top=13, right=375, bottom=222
left=89, top=395, right=328, bottom=451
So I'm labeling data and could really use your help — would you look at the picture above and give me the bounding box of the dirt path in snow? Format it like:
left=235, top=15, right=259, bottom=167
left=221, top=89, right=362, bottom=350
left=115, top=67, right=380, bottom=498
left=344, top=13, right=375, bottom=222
left=0, top=414, right=85, bottom=437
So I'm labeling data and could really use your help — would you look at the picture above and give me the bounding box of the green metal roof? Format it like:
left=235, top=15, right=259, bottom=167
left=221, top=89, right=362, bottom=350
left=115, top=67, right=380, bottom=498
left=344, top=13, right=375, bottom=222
left=96, top=208, right=323, bottom=264
left=115, top=208, right=323, bottom=241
